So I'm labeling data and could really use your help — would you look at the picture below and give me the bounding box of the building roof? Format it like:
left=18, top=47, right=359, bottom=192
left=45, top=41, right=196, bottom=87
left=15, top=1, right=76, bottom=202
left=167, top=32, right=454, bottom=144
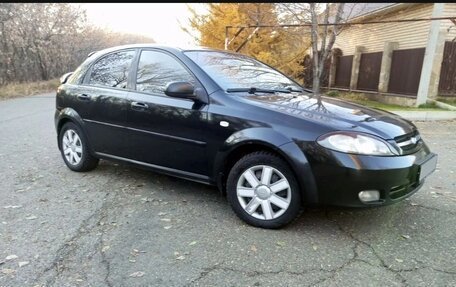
left=342, top=3, right=397, bottom=20
left=341, top=3, right=423, bottom=22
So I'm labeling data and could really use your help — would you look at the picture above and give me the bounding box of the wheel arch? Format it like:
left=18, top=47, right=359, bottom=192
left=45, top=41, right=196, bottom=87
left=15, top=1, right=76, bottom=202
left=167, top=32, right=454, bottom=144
left=213, top=128, right=318, bottom=205
left=55, top=108, right=91, bottom=152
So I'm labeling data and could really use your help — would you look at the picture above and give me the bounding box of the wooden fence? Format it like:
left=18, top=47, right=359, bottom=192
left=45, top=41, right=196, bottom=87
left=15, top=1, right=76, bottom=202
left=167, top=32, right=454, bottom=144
left=438, top=41, right=456, bottom=96
left=357, top=52, right=383, bottom=92
left=334, top=55, right=353, bottom=88
left=387, top=48, right=425, bottom=96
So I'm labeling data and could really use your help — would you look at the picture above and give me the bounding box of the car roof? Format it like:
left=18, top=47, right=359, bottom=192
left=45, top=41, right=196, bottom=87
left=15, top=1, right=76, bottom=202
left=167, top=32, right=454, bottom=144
left=88, top=43, right=230, bottom=59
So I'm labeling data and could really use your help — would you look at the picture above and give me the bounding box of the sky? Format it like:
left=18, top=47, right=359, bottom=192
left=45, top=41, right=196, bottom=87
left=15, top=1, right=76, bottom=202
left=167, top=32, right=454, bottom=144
left=78, top=3, right=208, bottom=46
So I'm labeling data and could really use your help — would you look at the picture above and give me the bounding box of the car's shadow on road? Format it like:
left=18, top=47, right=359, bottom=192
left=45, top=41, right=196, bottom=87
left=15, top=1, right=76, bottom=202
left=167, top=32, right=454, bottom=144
left=90, top=160, right=417, bottom=237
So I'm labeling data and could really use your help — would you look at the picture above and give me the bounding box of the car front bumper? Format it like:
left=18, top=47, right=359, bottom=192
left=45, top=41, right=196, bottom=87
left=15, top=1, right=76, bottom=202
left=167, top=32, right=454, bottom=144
left=308, top=143, right=437, bottom=207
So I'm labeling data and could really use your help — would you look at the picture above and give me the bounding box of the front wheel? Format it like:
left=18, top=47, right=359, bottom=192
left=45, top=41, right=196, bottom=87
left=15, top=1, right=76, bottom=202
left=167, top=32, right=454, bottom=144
left=226, top=152, right=301, bottom=229
left=59, top=122, right=99, bottom=172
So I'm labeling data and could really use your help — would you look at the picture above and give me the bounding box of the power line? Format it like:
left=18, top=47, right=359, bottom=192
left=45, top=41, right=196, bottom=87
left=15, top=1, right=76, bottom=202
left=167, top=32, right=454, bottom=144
left=226, top=16, right=456, bottom=29
left=225, top=16, right=456, bottom=50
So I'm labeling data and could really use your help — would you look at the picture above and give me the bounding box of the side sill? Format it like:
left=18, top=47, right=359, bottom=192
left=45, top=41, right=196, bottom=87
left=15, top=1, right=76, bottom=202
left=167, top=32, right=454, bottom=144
left=95, top=152, right=213, bottom=186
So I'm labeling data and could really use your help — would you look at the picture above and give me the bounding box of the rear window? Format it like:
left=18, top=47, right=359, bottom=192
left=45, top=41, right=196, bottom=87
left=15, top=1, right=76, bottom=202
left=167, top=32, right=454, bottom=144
left=88, top=50, right=136, bottom=88
left=67, top=60, right=90, bottom=85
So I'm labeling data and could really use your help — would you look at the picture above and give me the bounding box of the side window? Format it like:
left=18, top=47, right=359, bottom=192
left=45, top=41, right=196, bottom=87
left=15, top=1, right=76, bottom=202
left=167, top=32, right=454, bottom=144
left=89, top=50, right=135, bottom=88
left=68, top=60, right=90, bottom=84
left=136, top=50, right=195, bottom=95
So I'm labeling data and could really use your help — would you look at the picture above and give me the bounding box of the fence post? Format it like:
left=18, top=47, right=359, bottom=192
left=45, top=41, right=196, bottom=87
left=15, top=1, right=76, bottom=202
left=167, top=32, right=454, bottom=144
left=416, top=3, right=445, bottom=106
left=350, top=46, right=365, bottom=90
left=378, top=42, right=399, bottom=93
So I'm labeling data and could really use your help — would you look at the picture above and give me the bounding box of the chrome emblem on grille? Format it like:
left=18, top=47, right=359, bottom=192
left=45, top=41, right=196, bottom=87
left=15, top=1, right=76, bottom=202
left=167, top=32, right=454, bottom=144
left=397, top=134, right=420, bottom=147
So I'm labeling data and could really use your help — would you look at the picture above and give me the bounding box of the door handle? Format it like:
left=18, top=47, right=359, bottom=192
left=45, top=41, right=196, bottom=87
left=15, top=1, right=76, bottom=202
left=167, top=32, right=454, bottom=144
left=131, top=101, right=149, bottom=110
left=77, top=94, right=91, bottom=101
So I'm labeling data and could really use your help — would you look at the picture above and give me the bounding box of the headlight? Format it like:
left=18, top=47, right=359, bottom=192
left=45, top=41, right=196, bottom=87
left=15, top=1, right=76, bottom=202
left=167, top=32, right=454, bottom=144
left=317, top=132, right=395, bottom=156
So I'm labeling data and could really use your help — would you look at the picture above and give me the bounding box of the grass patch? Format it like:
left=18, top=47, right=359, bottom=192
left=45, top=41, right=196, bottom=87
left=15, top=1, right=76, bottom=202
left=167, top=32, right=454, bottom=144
left=0, top=79, right=60, bottom=100
left=326, top=91, right=443, bottom=111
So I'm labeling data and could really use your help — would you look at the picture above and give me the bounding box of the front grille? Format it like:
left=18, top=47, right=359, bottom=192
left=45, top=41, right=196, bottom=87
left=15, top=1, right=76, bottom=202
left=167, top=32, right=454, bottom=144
left=394, top=130, right=422, bottom=154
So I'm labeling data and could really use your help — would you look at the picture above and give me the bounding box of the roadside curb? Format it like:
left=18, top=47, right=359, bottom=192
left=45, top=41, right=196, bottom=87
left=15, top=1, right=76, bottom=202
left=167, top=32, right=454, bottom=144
left=391, top=110, right=456, bottom=121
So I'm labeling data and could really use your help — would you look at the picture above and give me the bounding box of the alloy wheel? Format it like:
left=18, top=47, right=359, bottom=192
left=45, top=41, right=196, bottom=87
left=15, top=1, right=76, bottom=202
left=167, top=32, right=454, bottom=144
left=236, top=165, right=291, bottom=220
left=62, top=129, right=83, bottom=166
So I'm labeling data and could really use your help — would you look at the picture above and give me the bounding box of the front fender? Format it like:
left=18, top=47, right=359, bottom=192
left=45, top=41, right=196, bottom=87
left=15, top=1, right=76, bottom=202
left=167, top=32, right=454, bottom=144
left=213, top=128, right=318, bottom=204
left=279, top=141, right=319, bottom=205
left=213, top=127, right=290, bottom=181
left=221, top=127, right=291, bottom=152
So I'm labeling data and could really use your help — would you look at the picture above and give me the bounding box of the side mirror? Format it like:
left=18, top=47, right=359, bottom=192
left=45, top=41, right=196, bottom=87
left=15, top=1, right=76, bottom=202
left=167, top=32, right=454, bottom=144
left=164, top=82, right=196, bottom=100
left=60, top=72, right=73, bottom=84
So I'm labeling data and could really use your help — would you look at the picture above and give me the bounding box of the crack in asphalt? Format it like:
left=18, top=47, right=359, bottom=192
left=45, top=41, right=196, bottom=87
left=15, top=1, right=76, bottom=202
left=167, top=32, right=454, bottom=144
left=99, top=228, right=113, bottom=287
left=34, top=191, right=112, bottom=286
left=412, top=259, right=456, bottom=275
left=323, top=209, right=456, bottom=286
left=427, top=267, right=456, bottom=275
left=184, top=262, right=333, bottom=287
left=311, top=240, right=398, bottom=287
left=409, top=202, right=456, bottom=216
left=32, top=166, right=142, bottom=286
left=85, top=194, right=114, bottom=287
left=185, top=230, right=387, bottom=287
left=184, top=262, right=223, bottom=286
left=324, top=210, right=408, bottom=286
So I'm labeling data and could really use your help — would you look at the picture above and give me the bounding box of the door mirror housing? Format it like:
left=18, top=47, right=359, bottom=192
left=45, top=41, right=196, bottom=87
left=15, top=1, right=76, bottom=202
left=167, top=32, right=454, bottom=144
left=60, top=72, right=73, bottom=84
left=165, top=81, right=196, bottom=99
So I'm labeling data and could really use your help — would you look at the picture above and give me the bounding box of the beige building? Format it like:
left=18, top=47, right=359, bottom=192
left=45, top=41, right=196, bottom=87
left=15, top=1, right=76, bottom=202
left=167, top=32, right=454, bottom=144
left=326, top=3, right=456, bottom=106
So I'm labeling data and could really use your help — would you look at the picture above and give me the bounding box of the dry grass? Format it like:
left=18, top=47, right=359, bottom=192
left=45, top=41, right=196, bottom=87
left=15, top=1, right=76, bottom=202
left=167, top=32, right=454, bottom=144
left=0, top=79, right=60, bottom=100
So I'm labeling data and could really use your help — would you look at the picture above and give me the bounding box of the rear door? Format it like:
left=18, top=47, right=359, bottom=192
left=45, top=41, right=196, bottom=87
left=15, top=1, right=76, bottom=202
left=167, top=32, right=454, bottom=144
left=78, top=49, right=136, bottom=157
left=125, top=49, right=209, bottom=176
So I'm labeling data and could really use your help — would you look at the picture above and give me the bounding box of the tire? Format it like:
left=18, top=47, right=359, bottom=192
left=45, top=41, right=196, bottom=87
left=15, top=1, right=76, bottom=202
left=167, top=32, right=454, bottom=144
left=59, top=122, right=99, bottom=172
left=226, top=151, right=301, bottom=229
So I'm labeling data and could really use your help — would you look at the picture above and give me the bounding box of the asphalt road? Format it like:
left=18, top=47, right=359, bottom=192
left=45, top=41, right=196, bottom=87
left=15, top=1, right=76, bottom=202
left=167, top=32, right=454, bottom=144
left=1, top=93, right=455, bottom=287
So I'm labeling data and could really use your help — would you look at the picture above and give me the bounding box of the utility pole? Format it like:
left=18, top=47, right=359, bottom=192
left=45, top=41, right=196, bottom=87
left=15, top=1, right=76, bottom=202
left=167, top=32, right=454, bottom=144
left=416, top=3, right=445, bottom=106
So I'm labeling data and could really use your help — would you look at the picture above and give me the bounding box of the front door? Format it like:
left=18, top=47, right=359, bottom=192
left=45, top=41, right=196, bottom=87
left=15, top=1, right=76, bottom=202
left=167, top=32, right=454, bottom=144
left=126, top=49, right=209, bottom=176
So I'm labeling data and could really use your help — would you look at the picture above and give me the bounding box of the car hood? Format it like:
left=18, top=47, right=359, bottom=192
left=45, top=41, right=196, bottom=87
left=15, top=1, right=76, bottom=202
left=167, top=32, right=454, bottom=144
left=240, top=93, right=416, bottom=140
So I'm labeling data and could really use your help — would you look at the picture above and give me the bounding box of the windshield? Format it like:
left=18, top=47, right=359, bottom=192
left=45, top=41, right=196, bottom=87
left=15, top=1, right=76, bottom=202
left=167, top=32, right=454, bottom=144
left=184, top=51, right=302, bottom=91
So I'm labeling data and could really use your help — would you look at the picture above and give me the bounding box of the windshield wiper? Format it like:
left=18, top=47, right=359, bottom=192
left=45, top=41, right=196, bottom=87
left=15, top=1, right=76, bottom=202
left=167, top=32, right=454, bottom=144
left=226, top=87, right=291, bottom=94
left=283, top=86, right=304, bottom=93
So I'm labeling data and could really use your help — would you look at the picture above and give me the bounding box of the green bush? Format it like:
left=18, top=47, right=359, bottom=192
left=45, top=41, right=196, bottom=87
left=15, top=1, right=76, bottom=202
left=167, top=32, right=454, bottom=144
left=326, top=90, right=339, bottom=97
left=418, top=103, right=438, bottom=109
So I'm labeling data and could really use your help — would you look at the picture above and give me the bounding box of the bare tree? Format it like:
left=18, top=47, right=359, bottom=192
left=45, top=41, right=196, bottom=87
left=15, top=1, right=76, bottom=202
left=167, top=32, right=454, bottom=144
left=309, top=3, right=345, bottom=101
left=278, top=3, right=348, bottom=101
left=0, top=3, right=154, bottom=85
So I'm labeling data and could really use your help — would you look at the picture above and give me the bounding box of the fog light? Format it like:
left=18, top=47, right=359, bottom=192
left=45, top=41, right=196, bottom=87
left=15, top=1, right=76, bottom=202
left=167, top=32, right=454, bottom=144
left=358, top=190, right=380, bottom=202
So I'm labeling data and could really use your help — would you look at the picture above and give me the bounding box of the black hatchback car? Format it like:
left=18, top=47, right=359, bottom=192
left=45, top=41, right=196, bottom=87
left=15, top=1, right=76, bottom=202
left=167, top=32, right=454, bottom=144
left=55, top=44, right=437, bottom=228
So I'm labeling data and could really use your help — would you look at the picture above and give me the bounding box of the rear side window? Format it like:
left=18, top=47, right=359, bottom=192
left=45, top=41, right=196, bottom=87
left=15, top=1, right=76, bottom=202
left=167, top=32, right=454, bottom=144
left=89, top=50, right=136, bottom=88
left=136, top=50, right=195, bottom=95
left=67, top=61, right=89, bottom=85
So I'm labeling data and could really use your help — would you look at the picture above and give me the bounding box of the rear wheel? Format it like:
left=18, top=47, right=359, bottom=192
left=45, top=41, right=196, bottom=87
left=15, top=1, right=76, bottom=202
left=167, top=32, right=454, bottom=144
left=226, top=151, right=301, bottom=229
left=59, top=122, right=99, bottom=172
